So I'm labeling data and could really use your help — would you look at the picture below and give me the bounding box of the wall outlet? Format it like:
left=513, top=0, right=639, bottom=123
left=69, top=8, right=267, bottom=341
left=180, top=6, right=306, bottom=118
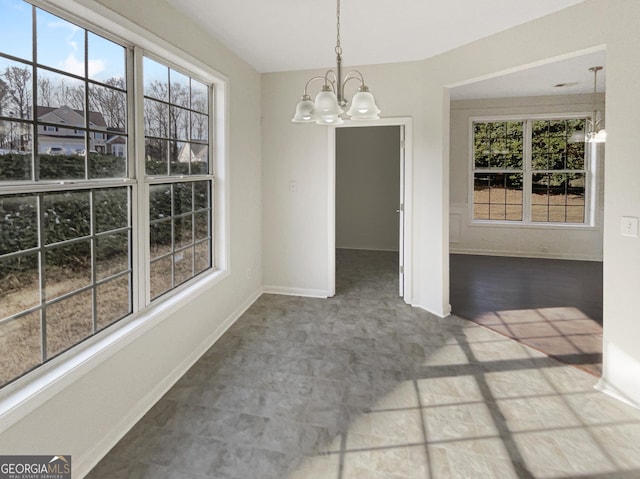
left=621, top=216, right=639, bottom=237
left=288, top=180, right=297, bottom=193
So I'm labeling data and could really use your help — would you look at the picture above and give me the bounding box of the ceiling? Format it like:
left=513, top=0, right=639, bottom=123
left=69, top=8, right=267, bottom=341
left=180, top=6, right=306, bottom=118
left=450, top=49, right=606, bottom=100
left=165, top=0, right=602, bottom=99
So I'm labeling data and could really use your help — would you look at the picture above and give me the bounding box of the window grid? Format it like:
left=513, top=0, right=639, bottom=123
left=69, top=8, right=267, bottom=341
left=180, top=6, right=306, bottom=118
left=0, top=1, right=217, bottom=388
left=472, top=117, right=588, bottom=225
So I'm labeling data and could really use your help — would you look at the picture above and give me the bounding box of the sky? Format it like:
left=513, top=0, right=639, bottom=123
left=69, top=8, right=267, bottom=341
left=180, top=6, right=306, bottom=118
left=0, top=0, right=125, bottom=83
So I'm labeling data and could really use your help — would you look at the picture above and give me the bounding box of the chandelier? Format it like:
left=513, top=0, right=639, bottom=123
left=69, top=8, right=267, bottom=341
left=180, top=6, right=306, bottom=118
left=585, top=66, right=607, bottom=143
left=291, top=0, right=381, bottom=125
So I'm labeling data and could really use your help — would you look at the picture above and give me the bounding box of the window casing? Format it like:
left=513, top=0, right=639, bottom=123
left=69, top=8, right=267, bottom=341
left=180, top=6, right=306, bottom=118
left=471, top=115, right=592, bottom=226
left=0, top=0, right=217, bottom=388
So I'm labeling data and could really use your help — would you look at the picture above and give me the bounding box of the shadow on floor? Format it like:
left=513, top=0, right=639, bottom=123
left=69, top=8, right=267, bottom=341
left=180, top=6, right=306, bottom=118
left=450, top=254, right=603, bottom=376
left=86, top=250, right=640, bottom=479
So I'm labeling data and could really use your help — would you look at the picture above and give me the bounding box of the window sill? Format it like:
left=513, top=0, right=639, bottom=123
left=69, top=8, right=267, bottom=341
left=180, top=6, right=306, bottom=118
left=0, top=267, right=230, bottom=434
left=469, top=220, right=598, bottom=231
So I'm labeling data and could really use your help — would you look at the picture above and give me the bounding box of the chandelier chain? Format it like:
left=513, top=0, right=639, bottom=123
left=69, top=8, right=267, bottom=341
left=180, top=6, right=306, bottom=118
left=335, top=0, right=342, bottom=56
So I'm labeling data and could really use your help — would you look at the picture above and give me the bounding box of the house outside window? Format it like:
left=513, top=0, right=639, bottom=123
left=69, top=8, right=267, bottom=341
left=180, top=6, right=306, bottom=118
left=0, top=0, right=216, bottom=388
left=471, top=116, right=591, bottom=225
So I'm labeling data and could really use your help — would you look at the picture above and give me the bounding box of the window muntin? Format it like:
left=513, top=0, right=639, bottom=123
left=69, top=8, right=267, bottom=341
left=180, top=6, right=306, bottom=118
left=0, top=1, right=218, bottom=388
left=472, top=117, right=589, bottom=225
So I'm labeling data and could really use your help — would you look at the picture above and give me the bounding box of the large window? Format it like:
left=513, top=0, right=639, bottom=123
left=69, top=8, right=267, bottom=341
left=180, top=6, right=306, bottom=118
left=472, top=117, right=589, bottom=224
left=0, top=1, right=215, bottom=388
left=143, top=57, right=213, bottom=300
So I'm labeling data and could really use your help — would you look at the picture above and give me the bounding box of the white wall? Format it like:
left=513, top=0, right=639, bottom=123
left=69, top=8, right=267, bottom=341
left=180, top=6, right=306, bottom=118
left=336, top=126, right=401, bottom=252
left=0, top=0, right=263, bottom=476
left=450, top=94, right=605, bottom=260
left=262, top=0, right=640, bottom=405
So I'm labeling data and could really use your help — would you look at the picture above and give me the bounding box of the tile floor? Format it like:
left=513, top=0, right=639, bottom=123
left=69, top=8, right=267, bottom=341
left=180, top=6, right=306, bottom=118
left=87, top=250, right=640, bottom=479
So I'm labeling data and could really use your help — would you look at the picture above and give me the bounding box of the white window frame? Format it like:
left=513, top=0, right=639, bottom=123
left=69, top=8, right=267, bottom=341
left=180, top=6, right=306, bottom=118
left=468, top=113, right=597, bottom=228
left=0, top=0, right=229, bottom=431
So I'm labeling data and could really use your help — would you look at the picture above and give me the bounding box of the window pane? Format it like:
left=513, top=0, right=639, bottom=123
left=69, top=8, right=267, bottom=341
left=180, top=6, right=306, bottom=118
left=89, top=83, right=127, bottom=130
left=0, top=0, right=33, bottom=61
left=174, top=246, right=193, bottom=285
left=173, top=182, right=193, bottom=214
left=88, top=148, right=125, bottom=179
left=170, top=106, right=189, bottom=140
left=150, top=219, right=172, bottom=259
left=191, top=79, right=208, bottom=113
left=43, top=191, right=90, bottom=243
left=0, top=253, right=40, bottom=320
left=194, top=181, right=209, bottom=210
left=145, top=138, right=168, bottom=175
left=195, top=241, right=210, bottom=274
left=169, top=69, right=190, bottom=107
left=150, top=256, right=172, bottom=300
left=95, top=187, right=129, bottom=233
left=144, top=98, right=169, bottom=137
left=170, top=140, right=190, bottom=175
left=190, top=112, right=208, bottom=142
left=0, top=194, right=38, bottom=254
left=1, top=57, right=34, bottom=120
left=0, top=312, right=41, bottom=387
left=473, top=173, right=522, bottom=221
left=190, top=144, right=208, bottom=175
left=150, top=184, right=172, bottom=220
left=0, top=121, right=33, bottom=181
left=96, top=275, right=130, bottom=330
left=45, top=240, right=91, bottom=299
left=194, top=210, right=209, bottom=241
left=532, top=119, right=585, bottom=171
left=37, top=67, right=85, bottom=114
left=96, top=232, right=129, bottom=280
left=531, top=173, right=585, bottom=223
left=38, top=144, right=86, bottom=180
left=474, top=121, right=523, bottom=170
left=36, top=9, right=85, bottom=75
left=87, top=32, right=126, bottom=85
left=46, top=289, right=92, bottom=358
left=175, top=215, right=193, bottom=249
left=143, top=57, right=168, bottom=101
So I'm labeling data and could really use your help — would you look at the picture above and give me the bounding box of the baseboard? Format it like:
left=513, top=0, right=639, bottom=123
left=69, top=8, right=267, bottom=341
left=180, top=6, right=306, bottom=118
left=595, top=378, right=640, bottom=411
left=336, top=246, right=400, bottom=252
left=262, top=285, right=329, bottom=298
left=449, top=247, right=602, bottom=262
left=76, top=288, right=263, bottom=478
left=595, top=340, right=640, bottom=411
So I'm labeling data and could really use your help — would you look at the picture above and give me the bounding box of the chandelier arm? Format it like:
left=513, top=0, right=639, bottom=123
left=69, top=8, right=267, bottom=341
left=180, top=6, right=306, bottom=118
left=302, top=76, right=328, bottom=96
left=343, top=70, right=366, bottom=85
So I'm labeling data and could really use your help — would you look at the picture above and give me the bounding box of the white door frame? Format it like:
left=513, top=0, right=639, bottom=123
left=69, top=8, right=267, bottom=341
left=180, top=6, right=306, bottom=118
left=327, top=117, right=413, bottom=304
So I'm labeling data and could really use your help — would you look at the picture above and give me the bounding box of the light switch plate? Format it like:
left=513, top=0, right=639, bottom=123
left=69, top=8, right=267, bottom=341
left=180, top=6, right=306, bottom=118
left=621, top=216, right=639, bottom=237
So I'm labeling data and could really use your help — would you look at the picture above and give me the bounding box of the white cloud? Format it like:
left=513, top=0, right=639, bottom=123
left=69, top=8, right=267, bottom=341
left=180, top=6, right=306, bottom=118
left=62, top=53, right=105, bottom=78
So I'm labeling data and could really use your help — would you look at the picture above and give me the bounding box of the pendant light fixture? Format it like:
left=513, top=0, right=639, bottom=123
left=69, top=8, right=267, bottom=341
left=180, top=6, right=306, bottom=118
left=585, top=66, right=606, bottom=143
left=291, top=0, right=381, bottom=125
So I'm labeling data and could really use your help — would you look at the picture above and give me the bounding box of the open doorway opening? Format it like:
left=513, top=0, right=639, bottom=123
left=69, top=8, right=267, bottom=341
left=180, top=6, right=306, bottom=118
left=448, top=49, right=605, bottom=376
left=334, top=124, right=405, bottom=299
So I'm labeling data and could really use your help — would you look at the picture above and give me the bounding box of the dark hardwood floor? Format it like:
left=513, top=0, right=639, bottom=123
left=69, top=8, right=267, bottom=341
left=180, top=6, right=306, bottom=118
left=450, top=254, right=603, bottom=376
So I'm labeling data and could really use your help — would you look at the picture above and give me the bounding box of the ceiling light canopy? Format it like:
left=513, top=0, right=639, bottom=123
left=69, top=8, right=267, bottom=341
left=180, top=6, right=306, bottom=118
left=292, top=0, right=381, bottom=125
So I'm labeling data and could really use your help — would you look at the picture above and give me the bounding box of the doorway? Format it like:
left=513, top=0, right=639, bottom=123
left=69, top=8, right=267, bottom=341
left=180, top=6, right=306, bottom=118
left=332, top=123, right=408, bottom=299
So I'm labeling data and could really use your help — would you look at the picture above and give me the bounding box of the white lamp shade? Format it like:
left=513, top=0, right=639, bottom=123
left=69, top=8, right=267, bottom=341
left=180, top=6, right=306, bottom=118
left=315, top=114, right=344, bottom=126
left=292, top=98, right=315, bottom=122
left=346, top=90, right=380, bottom=120
left=314, top=90, right=343, bottom=117
left=587, top=128, right=607, bottom=143
left=569, top=130, right=585, bottom=143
